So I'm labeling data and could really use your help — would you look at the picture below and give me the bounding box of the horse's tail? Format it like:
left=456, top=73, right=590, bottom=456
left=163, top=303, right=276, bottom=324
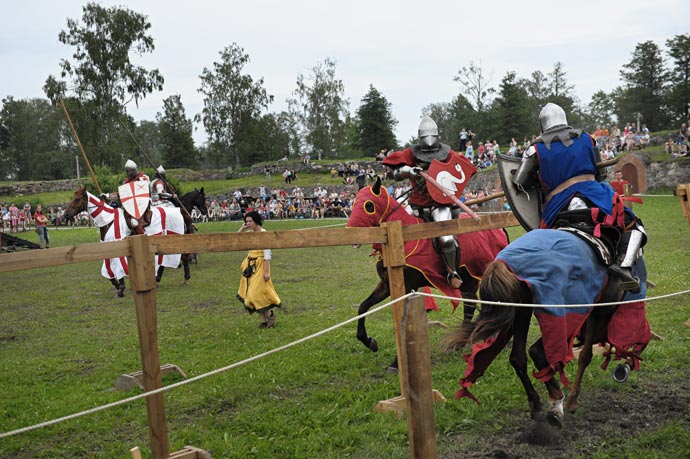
left=443, top=260, right=519, bottom=351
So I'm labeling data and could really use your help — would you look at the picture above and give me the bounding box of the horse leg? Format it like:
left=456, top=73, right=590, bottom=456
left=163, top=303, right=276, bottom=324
left=356, top=280, right=390, bottom=353
left=509, top=308, right=544, bottom=418
left=181, top=254, right=191, bottom=285
left=529, top=338, right=565, bottom=429
left=156, top=266, right=165, bottom=283
left=461, top=291, right=478, bottom=324
left=565, top=325, right=595, bottom=413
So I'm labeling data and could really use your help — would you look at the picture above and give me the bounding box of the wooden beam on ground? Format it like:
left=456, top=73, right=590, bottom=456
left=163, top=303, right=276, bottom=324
left=128, top=235, right=169, bottom=459
left=401, top=295, right=438, bottom=459
left=114, top=363, right=187, bottom=391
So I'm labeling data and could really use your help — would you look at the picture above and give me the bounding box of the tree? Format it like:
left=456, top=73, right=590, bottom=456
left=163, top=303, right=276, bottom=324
left=43, top=2, right=164, bottom=170
left=157, top=95, right=197, bottom=168
left=585, top=91, right=616, bottom=131
left=547, top=62, right=576, bottom=113
left=666, top=34, right=690, bottom=122
left=197, top=43, right=273, bottom=168
left=290, top=58, right=349, bottom=160
left=490, top=72, right=533, bottom=145
left=0, top=97, right=68, bottom=180
left=453, top=61, right=495, bottom=112
left=618, top=40, right=668, bottom=130
left=355, top=85, right=398, bottom=155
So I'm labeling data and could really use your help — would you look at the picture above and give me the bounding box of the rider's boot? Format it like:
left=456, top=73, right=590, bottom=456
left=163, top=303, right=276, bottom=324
left=608, top=228, right=646, bottom=294
left=439, top=239, right=462, bottom=290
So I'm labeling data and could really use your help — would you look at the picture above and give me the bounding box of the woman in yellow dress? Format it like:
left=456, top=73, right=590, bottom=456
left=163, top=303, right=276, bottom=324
left=236, top=211, right=281, bottom=328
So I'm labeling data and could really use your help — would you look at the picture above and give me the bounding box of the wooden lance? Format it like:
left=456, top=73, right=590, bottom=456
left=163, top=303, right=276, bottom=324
left=59, top=97, right=102, bottom=195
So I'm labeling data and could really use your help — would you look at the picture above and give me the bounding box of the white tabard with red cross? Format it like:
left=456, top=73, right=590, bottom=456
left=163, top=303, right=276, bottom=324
left=118, top=182, right=150, bottom=219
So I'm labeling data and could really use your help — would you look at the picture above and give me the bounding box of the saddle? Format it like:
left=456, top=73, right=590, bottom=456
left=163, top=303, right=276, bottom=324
left=124, top=207, right=153, bottom=234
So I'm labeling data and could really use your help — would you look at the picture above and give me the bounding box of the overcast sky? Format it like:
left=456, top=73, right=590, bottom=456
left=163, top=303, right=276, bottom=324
left=2, top=0, right=688, bottom=148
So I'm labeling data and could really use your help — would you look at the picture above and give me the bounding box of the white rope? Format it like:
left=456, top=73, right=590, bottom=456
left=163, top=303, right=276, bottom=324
left=0, top=292, right=414, bottom=440
left=416, top=287, right=690, bottom=309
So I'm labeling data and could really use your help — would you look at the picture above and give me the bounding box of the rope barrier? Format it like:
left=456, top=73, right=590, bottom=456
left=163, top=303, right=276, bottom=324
left=0, top=292, right=414, bottom=440
left=3, top=282, right=689, bottom=439
left=416, top=287, right=690, bottom=309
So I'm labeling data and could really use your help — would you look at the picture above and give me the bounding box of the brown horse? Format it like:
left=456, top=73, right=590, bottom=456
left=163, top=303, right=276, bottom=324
left=443, top=228, right=649, bottom=428
left=347, top=177, right=509, bottom=369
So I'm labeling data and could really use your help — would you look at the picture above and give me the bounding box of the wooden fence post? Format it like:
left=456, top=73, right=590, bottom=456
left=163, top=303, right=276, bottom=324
left=128, top=235, right=169, bottom=459
left=380, top=220, right=409, bottom=397
left=401, top=295, right=437, bottom=459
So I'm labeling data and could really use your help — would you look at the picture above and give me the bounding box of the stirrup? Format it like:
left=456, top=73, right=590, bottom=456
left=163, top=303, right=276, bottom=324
left=608, top=264, right=641, bottom=294
left=447, top=272, right=462, bottom=289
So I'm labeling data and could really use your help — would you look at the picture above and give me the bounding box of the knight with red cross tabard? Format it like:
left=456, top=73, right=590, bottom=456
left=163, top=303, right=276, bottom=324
left=100, top=159, right=151, bottom=234
left=383, top=116, right=477, bottom=289
left=512, top=103, right=647, bottom=292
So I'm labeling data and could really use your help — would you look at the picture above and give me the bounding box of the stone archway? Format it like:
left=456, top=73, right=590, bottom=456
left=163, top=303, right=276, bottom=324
left=615, top=155, right=647, bottom=193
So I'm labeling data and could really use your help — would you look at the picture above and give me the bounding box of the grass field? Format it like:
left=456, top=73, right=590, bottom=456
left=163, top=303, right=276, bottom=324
left=1, top=194, right=689, bottom=458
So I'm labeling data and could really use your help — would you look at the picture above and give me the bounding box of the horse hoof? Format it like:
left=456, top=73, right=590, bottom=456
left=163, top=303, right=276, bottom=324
left=368, top=337, right=379, bottom=353
left=545, top=411, right=563, bottom=430
left=386, top=366, right=399, bottom=374
left=613, top=363, right=631, bottom=383
left=181, top=279, right=189, bottom=286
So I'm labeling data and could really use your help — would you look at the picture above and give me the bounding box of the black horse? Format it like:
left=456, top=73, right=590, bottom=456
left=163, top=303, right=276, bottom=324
left=156, top=188, right=207, bottom=284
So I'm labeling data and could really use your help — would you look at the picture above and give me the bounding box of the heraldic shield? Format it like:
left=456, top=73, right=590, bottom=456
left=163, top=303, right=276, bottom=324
left=496, top=153, right=542, bottom=231
left=118, top=182, right=150, bottom=220
left=426, top=154, right=477, bottom=205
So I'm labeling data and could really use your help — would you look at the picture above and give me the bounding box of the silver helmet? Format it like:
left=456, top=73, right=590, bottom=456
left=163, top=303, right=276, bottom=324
left=418, top=116, right=440, bottom=152
left=539, top=103, right=568, bottom=133
left=125, top=159, right=138, bottom=172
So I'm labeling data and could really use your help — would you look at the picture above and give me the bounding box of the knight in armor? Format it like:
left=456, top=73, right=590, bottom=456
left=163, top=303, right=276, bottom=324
left=150, top=165, right=176, bottom=207
left=383, top=116, right=464, bottom=289
left=100, top=159, right=151, bottom=234
left=512, top=102, right=646, bottom=292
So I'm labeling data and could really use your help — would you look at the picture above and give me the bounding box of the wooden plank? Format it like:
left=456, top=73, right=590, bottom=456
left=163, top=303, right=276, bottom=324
left=128, top=235, right=169, bottom=459
left=402, top=295, right=437, bottom=459
left=151, top=226, right=386, bottom=254
left=402, top=212, right=519, bottom=241
left=130, top=446, right=142, bottom=459
left=0, top=239, right=130, bottom=273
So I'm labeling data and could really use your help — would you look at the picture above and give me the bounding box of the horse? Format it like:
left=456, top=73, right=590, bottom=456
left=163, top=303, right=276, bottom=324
left=443, top=228, right=649, bottom=429
left=153, top=187, right=208, bottom=284
left=62, top=186, right=187, bottom=296
left=346, top=177, right=510, bottom=369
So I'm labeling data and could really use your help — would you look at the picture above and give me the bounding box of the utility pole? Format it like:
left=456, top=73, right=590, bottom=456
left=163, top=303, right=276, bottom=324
left=76, top=155, right=80, bottom=180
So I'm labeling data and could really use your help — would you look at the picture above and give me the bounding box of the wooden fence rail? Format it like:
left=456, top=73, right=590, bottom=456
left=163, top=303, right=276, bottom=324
left=0, top=212, right=519, bottom=459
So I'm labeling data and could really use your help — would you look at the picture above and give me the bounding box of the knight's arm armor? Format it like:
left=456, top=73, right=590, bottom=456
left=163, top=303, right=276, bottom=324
left=392, top=165, right=423, bottom=181
left=512, top=145, right=539, bottom=190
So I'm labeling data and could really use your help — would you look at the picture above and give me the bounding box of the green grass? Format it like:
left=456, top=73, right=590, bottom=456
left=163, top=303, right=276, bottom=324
left=1, top=197, right=689, bottom=458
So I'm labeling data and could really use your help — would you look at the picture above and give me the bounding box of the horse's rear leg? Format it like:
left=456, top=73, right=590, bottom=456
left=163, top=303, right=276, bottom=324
left=509, top=309, right=544, bottom=418
left=109, top=278, right=125, bottom=298
left=529, top=338, right=565, bottom=429
left=156, top=266, right=165, bottom=283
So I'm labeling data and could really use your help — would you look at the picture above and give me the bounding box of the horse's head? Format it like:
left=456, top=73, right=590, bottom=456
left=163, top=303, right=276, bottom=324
left=62, top=185, right=88, bottom=222
left=184, top=188, right=208, bottom=214
left=347, top=177, right=393, bottom=228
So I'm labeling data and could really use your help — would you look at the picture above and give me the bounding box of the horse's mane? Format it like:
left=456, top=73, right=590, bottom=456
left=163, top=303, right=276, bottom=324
left=443, top=260, right=526, bottom=350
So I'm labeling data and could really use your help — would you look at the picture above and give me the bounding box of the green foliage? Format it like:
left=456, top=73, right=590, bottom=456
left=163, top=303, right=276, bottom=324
left=157, top=95, right=198, bottom=168
left=43, top=2, right=164, bottom=170
left=355, top=85, right=398, bottom=154
left=197, top=43, right=273, bottom=169
left=290, top=58, right=348, bottom=159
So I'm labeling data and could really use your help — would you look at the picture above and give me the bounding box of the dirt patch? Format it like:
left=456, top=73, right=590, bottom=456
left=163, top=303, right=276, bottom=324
left=441, top=373, right=690, bottom=458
